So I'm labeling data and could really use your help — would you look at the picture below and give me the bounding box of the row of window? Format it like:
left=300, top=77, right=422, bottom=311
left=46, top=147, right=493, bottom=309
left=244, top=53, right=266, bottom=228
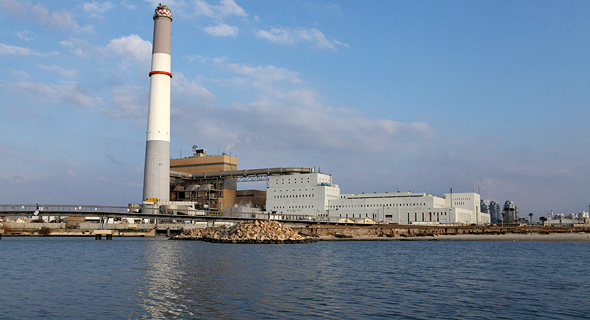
left=329, top=203, right=427, bottom=209
left=273, top=194, right=315, bottom=198
left=341, top=213, right=376, bottom=219
left=272, top=206, right=315, bottom=209
left=275, top=189, right=316, bottom=192
left=334, top=211, right=448, bottom=221
left=406, top=212, right=447, bottom=222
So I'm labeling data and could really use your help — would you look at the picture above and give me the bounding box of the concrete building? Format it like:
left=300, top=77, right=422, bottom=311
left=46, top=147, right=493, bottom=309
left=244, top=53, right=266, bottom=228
left=544, top=212, right=590, bottom=227
left=266, top=172, right=340, bottom=219
left=266, top=172, right=490, bottom=225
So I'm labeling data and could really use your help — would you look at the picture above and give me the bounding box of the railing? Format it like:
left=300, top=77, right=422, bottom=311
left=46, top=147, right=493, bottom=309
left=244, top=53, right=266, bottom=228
left=0, top=204, right=130, bottom=214
left=1, top=204, right=383, bottom=225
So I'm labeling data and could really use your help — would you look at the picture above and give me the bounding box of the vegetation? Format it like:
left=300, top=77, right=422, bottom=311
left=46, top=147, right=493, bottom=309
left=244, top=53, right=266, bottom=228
left=38, top=226, right=51, bottom=236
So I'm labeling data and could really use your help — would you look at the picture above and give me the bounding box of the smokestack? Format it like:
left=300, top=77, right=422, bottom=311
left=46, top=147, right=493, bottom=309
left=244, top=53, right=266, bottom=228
left=142, top=4, right=172, bottom=202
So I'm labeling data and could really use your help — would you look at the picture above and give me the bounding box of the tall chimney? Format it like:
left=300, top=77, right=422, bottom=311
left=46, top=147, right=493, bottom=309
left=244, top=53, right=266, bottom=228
left=142, top=4, right=172, bottom=202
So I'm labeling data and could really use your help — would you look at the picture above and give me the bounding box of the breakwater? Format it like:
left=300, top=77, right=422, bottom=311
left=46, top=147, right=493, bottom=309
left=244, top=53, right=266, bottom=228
left=172, top=220, right=313, bottom=243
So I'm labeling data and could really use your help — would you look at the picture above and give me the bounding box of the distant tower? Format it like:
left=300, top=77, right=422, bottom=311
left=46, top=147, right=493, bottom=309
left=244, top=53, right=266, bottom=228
left=503, top=200, right=516, bottom=224
left=489, top=201, right=501, bottom=223
left=142, top=4, right=172, bottom=202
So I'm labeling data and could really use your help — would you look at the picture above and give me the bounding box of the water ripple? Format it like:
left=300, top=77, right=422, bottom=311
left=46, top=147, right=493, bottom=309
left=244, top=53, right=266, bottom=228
left=1, top=238, right=589, bottom=319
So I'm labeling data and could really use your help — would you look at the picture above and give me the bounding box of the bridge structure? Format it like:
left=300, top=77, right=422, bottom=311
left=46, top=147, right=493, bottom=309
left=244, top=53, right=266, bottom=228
left=0, top=168, right=320, bottom=224
left=0, top=204, right=322, bottom=224
left=0, top=204, right=196, bottom=220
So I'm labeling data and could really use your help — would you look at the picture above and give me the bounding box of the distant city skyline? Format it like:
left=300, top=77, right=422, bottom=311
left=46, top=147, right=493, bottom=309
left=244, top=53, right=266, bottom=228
left=1, top=0, right=589, bottom=217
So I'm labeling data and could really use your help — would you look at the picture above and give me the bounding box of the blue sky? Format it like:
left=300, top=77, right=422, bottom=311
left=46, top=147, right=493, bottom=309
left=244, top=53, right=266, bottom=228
left=1, top=0, right=589, bottom=217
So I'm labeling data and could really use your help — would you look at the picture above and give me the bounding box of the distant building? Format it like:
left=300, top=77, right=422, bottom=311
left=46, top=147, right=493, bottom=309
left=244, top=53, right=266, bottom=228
left=480, top=199, right=490, bottom=213
left=502, top=200, right=517, bottom=224
left=544, top=212, right=590, bottom=227
left=489, top=201, right=502, bottom=223
left=266, top=172, right=490, bottom=225
left=481, top=200, right=502, bottom=224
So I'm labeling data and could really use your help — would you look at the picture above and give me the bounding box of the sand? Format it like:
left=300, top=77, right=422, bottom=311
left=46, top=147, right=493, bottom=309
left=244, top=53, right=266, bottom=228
left=433, top=232, right=590, bottom=242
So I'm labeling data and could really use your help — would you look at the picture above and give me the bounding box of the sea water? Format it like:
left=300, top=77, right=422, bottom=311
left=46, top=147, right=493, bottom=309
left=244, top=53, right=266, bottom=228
left=0, top=237, right=589, bottom=319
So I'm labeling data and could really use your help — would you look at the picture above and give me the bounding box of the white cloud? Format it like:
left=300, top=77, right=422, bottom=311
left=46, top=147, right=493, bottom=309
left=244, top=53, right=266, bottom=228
left=204, top=23, right=239, bottom=37
left=172, top=72, right=217, bottom=102
left=31, top=3, right=80, bottom=31
left=101, top=85, right=147, bottom=121
left=224, top=63, right=301, bottom=88
left=171, top=59, right=435, bottom=172
left=15, top=80, right=102, bottom=109
left=39, top=64, right=78, bottom=78
left=60, top=39, right=88, bottom=57
left=10, top=69, right=32, bottom=81
left=1, top=0, right=28, bottom=17
left=194, top=0, right=246, bottom=20
left=0, top=43, right=31, bottom=55
left=107, top=34, right=152, bottom=66
left=61, top=84, right=103, bottom=108
left=121, top=1, right=138, bottom=10
left=0, top=43, right=58, bottom=57
left=256, top=27, right=348, bottom=50
left=83, top=1, right=114, bottom=15
left=177, top=59, right=434, bottom=156
left=16, top=81, right=57, bottom=100
left=16, top=30, right=34, bottom=41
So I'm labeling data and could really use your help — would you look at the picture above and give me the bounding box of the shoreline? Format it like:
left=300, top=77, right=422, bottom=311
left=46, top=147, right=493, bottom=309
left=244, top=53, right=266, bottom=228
left=319, top=232, right=590, bottom=242
left=2, top=233, right=590, bottom=242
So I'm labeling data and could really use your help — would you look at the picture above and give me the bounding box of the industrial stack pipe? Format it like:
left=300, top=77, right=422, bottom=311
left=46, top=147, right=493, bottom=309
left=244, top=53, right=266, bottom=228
left=143, top=4, right=172, bottom=203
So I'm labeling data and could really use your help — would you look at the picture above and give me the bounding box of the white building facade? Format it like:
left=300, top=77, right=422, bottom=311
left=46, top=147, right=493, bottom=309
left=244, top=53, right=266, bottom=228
left=266, top=172, right=490, bottom=225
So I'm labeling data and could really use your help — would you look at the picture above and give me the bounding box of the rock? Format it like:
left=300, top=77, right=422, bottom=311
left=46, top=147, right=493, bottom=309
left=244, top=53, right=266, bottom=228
left=171, top=220, right=313, bottom=243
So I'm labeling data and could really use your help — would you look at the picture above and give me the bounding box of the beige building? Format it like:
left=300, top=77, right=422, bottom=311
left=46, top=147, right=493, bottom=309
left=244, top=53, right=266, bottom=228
left=170, top=146, right=238, bottom=213
left=170, top=147, right=237, bottom=174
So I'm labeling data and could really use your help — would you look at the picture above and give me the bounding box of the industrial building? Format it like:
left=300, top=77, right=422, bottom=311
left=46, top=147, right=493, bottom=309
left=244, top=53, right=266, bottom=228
left=169, top=145, right=314, bottom=215
left=266, top=172, right=490, bottom=225
left=170, top=146, right=239, bottom=213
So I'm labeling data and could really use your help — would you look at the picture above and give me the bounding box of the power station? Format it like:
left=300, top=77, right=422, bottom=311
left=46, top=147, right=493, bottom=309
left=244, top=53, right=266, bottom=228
left=137, top=4, right=489, bottom=225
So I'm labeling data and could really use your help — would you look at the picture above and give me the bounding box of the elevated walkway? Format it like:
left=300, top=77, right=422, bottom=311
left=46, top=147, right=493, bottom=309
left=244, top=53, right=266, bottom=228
left=171, top=167, right=313, bottom=182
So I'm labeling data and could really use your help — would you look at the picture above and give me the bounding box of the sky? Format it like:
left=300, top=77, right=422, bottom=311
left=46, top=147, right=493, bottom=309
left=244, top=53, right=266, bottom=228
left=1, top=0, right=589, bottom=217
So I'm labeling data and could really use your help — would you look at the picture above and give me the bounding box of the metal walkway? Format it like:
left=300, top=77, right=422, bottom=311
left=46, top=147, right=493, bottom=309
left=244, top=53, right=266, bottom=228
left=0, top=204, right=206, bottom=220
left=170, top=167, right=313, bottom=182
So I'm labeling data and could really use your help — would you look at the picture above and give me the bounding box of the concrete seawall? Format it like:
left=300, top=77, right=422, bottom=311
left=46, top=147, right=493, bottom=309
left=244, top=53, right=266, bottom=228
left=1, top=221, right=589, bottom=239
left=289, top=224, right=590, bottom=239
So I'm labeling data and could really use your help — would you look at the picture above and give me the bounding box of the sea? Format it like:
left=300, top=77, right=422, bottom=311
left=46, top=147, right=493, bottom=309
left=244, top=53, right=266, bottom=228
left=0, top=237, right=589, bottom=319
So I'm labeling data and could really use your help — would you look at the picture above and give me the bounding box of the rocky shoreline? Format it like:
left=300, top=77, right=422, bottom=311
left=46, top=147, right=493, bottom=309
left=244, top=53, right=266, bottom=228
left=171, top=220, right=314, bottom=243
